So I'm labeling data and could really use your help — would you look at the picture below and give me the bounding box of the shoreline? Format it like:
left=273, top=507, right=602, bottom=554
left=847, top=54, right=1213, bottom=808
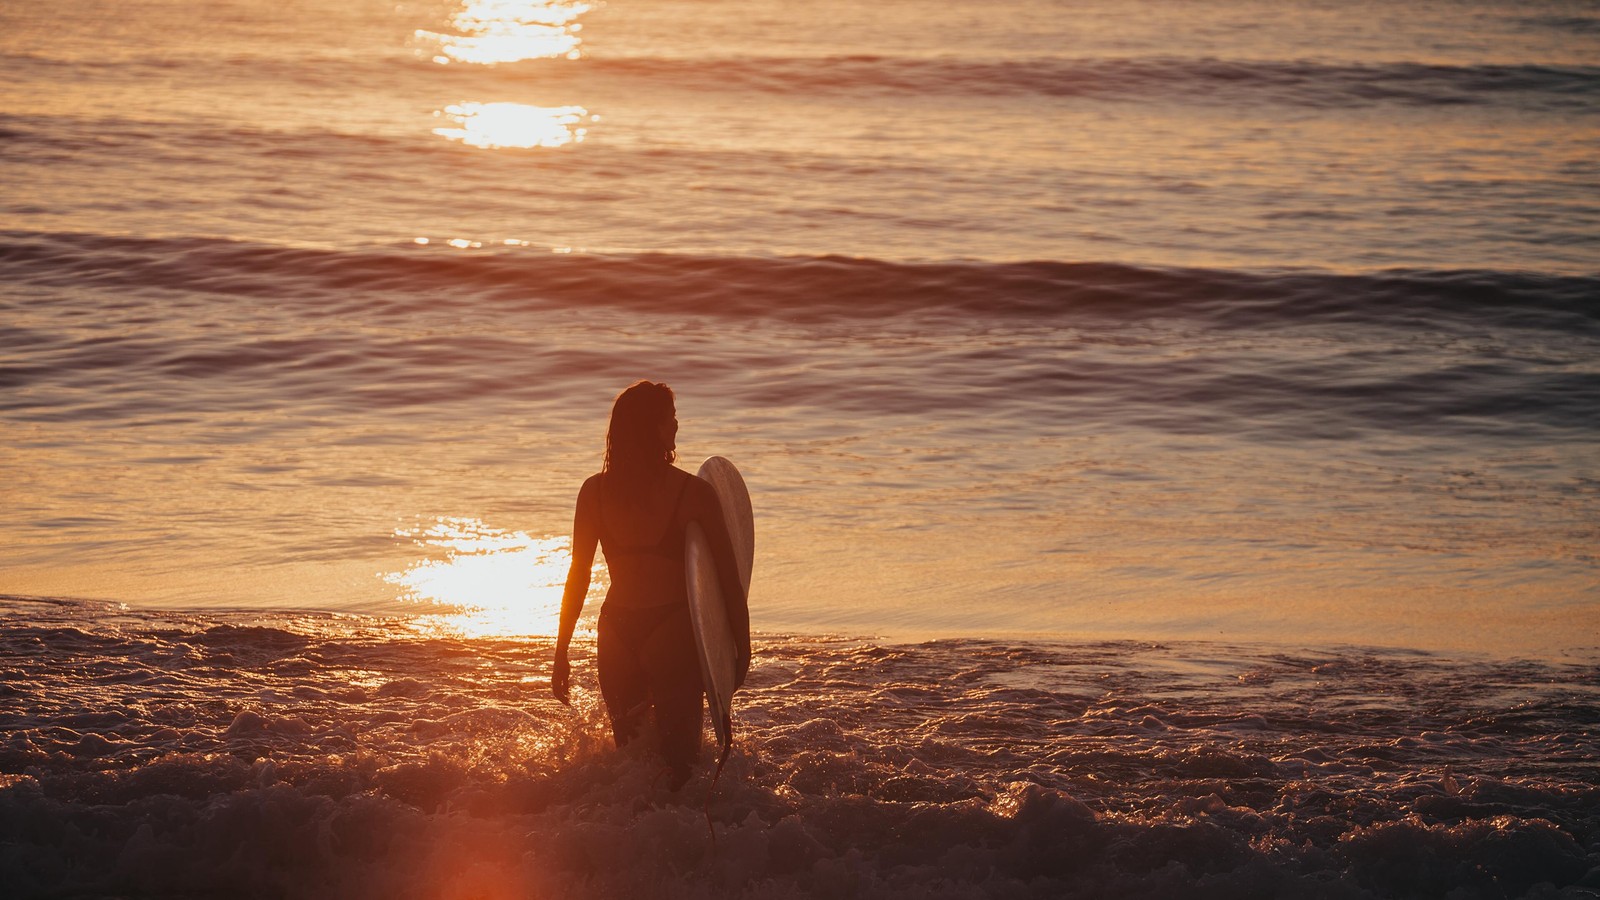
left=6, top=593, right=1600, bottom=665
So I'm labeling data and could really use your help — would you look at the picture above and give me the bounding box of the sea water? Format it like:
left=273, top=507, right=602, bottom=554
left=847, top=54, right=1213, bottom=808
left=2, top=596, right=1597, bottom=898
left=2, top=0, right=1598, bottom=895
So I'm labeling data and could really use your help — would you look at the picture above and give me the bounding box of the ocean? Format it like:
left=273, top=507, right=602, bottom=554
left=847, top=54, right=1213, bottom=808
left=2, top=0, right=1598, bottom=896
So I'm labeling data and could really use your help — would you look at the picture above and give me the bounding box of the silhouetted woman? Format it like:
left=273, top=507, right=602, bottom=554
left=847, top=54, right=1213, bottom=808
left=553, top=381, right=749, bottom=788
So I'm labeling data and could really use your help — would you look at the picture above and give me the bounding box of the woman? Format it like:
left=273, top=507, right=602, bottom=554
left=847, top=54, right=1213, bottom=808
left=552, top=381, right=749, bottom=788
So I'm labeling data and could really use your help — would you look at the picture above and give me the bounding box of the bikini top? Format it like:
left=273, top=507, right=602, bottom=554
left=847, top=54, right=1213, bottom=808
left=598, top=472, right=691, bottom=562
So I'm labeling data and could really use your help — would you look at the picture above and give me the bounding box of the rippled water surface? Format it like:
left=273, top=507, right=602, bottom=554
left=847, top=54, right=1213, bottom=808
left=3, top=237, right=1596, bottom=654
left=3, top=0, right=1599, bottom=269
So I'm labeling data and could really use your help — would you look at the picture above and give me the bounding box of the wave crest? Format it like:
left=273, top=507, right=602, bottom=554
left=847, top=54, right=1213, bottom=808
left=577, top=56, right=1600, bottom=110
left=3, top=231, right=1596, bottom=329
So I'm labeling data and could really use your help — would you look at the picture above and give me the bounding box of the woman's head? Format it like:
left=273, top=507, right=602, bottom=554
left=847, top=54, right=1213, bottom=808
left=604, top=380, right=677, bottom=474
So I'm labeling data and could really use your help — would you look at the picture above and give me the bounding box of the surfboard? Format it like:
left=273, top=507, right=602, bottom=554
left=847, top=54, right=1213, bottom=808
left=684, top=455, right=753, bottom=752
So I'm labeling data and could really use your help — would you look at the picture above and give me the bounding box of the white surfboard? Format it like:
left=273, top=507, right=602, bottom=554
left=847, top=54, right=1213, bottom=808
left=684, top=455, right=753, bottom=751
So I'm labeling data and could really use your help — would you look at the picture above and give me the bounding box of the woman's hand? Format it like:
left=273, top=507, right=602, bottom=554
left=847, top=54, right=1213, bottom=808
left=552, top=651, right=571, bottom=705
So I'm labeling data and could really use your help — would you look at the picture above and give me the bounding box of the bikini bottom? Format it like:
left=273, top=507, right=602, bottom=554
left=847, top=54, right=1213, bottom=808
left=596, top=601, right=703, bottom=774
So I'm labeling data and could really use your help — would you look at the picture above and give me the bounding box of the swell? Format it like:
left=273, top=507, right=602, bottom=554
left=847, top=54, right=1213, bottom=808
left=576, top=56, right=1600, bottom=110
left=2, top=230, right=1597, bottom=331
left=6, top=50, right=1599, bottom=111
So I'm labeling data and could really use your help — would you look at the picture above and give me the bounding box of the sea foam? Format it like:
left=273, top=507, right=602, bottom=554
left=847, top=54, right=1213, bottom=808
left=2, top=598, right=1596, bottom=898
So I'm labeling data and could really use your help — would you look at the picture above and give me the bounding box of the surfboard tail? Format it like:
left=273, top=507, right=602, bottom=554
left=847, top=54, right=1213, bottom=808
left=704, top=717, right=736, bottom=845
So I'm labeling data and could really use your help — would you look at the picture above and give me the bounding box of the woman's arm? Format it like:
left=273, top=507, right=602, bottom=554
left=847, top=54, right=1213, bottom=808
left=691, top=478, right=750, bottom=687
left=553, top=475, right=601, bottom=704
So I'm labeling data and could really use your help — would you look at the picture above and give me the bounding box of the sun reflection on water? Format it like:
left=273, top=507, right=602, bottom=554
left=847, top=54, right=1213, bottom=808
left=432, top=102, right=590, bottom=149
left=415, top=0, right=590, bottom=65
left=384, top=518, right=604, bottom=638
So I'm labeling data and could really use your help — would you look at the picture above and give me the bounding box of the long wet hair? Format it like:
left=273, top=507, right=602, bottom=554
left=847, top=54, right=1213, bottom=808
left=603, top=380, right=676, bottom=496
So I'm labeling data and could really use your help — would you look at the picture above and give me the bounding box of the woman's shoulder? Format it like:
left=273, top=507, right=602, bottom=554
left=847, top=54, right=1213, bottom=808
left=677, top=468, right=722, bottom=510
left=578, top=472, right=606, bottom=503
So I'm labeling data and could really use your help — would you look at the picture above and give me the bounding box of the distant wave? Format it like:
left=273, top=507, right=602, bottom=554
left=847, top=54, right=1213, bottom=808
left=5, top=49, right=1598, bottom=111
left=5, top=231, right=1596, bottom=441
left=3, top=230, right=1596, bottom=329
left=1519, top=14, right=1600, bottom=35
left=575, top=56, right=1600, bottom=110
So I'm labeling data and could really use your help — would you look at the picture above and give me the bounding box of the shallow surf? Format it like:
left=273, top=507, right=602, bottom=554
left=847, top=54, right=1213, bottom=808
left=2, top=597, right=1597, bottom=898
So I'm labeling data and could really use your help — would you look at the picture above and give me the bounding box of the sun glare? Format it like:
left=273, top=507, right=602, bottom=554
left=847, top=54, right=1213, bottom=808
left=415, top=0, right=590, bottom=64
left=432, top=102, right=590, bottom=149
left=384, top=518, right=604, bottom=638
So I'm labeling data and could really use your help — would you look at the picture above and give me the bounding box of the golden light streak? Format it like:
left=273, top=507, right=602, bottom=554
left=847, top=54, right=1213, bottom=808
left=415, top=0, right=590, bottom=65
left=432, top=102, right=590, bottom=149
left=384, top=518, right=606, bottom=638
